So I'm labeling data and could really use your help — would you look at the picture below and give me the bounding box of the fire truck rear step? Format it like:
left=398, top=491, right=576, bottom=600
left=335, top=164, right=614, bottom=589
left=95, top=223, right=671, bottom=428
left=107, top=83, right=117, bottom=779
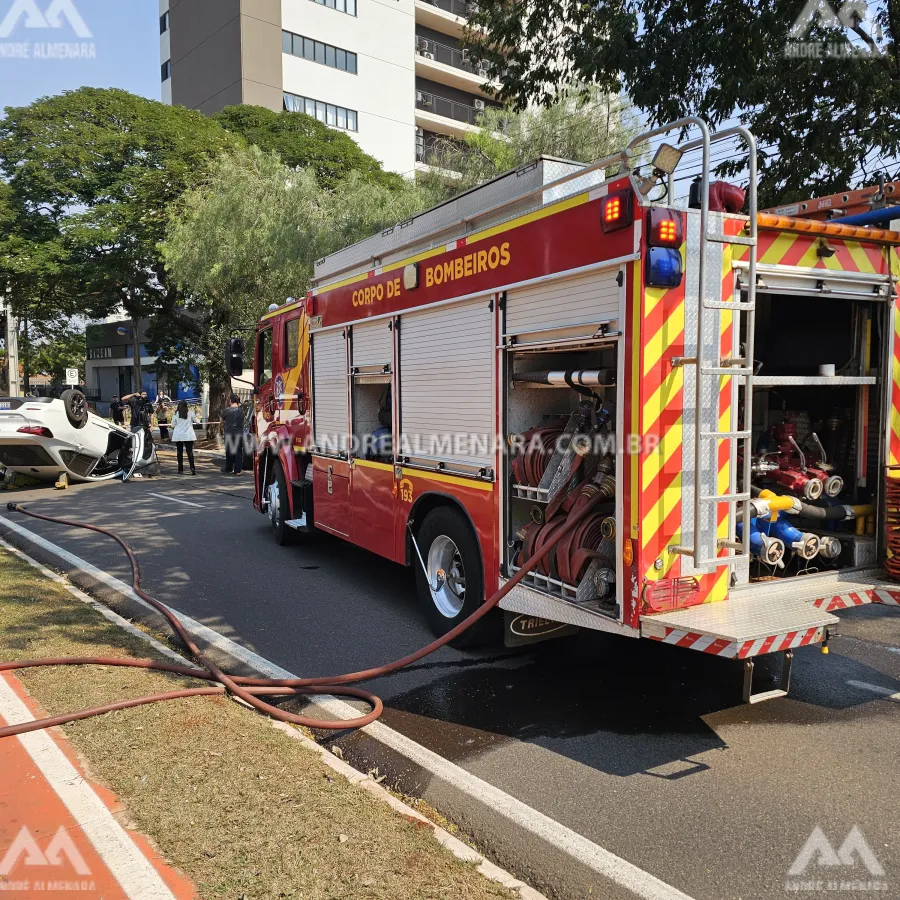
left=640, top=593, right=838, bottom=655
left=730, top=567, right=892, bottom=607
left=499, top=576, right=639, bottom=637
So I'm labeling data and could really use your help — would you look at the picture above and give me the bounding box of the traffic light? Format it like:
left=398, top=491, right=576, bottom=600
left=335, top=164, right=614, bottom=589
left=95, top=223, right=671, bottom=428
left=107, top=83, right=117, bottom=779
left=226, top=337, right=245, bottom=377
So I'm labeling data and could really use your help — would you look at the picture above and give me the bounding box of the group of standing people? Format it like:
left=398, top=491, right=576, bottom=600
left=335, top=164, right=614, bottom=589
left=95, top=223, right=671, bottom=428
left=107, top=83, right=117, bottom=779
left=110, top=393, right=198, bottom=476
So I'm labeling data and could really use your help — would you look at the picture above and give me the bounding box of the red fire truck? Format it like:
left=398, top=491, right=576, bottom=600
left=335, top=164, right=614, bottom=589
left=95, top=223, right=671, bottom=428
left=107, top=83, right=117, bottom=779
left=230, top=118, right=900, bottom=701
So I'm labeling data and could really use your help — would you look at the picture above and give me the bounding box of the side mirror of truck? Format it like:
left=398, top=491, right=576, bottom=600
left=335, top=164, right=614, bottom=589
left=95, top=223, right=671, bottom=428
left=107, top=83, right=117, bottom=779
left=226, top=337, right=245, bottom=377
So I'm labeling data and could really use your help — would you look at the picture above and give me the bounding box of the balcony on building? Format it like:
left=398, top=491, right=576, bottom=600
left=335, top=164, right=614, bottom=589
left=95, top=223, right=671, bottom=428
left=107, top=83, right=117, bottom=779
left=414, top=0, right=474, bottom=39
left=414, top=128, right=468, bottom=177
left=414, top=33, right=495, bottom=96
left=415, top=87, right=488, bottom=139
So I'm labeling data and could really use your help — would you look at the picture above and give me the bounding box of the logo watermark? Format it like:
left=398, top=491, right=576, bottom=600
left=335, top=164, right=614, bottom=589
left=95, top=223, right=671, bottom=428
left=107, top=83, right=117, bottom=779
left=785, top=825, right=890, bottom=893
left=785, top=0, right=886, bottom=59
left=0, top=0, right=95, bottom=61
left=245, top=430, right=660, bottom=462
left=0, top=825, right=95, bottom=893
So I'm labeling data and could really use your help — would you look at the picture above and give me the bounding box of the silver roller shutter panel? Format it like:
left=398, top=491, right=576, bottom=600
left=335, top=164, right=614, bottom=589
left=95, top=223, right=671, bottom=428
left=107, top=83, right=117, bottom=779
left=505, top=269, right=621, bottom=343
left=400, top=297, right=493, bottom=468
left=351, top=319, right=393, bottom=369
left=312, top=329, right=349, bottom=454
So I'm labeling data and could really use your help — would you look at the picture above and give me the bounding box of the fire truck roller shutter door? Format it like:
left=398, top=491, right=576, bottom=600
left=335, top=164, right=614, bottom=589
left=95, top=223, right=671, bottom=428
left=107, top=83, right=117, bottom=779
left=351, top=319, right=393, bottom=370
left=505, top=269, right=621, bottom=344
left=313, top=329, right=349, bottom=455
left=399, top=297, right=494, bottom=469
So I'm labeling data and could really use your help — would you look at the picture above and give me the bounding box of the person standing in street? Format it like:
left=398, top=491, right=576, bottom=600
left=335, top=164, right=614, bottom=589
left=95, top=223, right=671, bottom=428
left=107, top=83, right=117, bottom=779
left=222, top=394, right=245, bottom=476
left=122, top=391, right=151, bottom=434
left=156, top=400, right=170, bottom=442
left=171, top=400, right=197, bottom=476
left=110, top=395, right=125, bottom=426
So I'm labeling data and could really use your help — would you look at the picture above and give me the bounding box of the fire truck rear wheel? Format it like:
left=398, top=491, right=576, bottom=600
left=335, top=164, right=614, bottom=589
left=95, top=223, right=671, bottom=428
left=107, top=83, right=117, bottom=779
left=414, top=506, right=497, bottom=647
left=268, top=461, right=297, bottom=546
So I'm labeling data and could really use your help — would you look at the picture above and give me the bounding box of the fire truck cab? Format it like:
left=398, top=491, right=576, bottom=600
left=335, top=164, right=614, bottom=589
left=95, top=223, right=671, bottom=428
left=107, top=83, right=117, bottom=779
left=238, top=118, right=900, bottom=701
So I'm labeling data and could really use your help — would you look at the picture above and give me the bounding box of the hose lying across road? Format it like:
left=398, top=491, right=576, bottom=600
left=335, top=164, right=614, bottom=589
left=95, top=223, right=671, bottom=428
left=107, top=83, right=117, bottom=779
left=0, top=493, right=606, bottom=738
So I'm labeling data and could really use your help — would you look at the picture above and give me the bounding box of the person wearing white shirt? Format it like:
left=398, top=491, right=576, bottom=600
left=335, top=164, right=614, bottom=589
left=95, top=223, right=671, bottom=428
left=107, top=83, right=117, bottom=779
left=170, top=400, right=197, bottom=475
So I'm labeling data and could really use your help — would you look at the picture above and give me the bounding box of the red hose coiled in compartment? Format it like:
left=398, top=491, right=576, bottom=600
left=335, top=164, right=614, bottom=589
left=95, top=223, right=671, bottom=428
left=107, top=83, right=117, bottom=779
left=885, top=469, right=900, bottom=579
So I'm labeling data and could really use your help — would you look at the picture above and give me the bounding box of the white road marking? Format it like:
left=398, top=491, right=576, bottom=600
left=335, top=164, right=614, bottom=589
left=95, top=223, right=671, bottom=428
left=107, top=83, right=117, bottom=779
left=145, top=492, right=204, bottom=509
left=0, top=515, right=698, bottom=900
left=0, top=539, right=194, bottom=667
left=1, top=540, right=547, bottom=900
left=847, top=680, right=900, bottom=702
left=0, top=675, right=177, bottom=900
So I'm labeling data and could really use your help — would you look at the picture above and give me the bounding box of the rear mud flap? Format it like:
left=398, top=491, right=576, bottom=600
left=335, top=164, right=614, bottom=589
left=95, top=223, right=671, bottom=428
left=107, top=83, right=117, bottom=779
left=503, top=611, right=577, bottom=648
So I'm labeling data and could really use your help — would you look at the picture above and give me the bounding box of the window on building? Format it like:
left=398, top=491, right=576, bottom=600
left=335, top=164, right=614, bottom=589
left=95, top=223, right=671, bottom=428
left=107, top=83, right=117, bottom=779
left=159, top=11, right=169, bottom=33
left=281, top=30, right=356, bottom=74
left=285, top=318, right=300, bottom=369
left=161, top=59, right=171, bottom=81
left=283, top=92, right=359, bottom=131
left=309, top=0, right=357, bottom=16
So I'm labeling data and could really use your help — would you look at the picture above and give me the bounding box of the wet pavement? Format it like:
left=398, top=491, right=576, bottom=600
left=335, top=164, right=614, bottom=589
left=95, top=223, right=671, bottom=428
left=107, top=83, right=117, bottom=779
left=1, top=460, right=898, bottom=900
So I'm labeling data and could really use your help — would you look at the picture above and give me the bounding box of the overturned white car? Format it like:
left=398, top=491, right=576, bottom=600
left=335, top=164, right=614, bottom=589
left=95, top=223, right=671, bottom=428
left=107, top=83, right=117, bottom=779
left=0, top=391, right=158, bottom=483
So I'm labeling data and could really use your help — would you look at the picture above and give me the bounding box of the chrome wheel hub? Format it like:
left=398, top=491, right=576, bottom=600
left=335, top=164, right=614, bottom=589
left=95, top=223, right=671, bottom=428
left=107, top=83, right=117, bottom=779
left=427, top=535, right=466, bottom=618
left=267, top=480, right=281, bottom=530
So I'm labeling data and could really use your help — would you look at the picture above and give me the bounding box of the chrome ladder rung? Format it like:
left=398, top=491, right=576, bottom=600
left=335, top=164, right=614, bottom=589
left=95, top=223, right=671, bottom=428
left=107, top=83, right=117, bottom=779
left=695, top=554, right=745, bottom=567
left=706, top=232, right=757, bottom=246
left=700, top=366, right=754, bottom=376
left=699, top=430, right=752, bottom=440
left=703, top=300, right=755, bottom=311
left=670, top=548, right=746, bottom=567
left=700, top=492, right=751, bottom=503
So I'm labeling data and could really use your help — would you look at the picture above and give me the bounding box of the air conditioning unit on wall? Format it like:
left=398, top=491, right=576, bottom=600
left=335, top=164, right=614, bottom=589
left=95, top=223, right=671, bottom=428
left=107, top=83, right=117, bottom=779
left=473, top=98, right=485, bottom=111
left=421, top=51, right=435, bottom=60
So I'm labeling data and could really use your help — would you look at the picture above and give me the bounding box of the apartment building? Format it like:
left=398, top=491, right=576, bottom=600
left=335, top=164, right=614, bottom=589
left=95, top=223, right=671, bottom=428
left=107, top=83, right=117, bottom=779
left=158, top=0, right=501, bottom=176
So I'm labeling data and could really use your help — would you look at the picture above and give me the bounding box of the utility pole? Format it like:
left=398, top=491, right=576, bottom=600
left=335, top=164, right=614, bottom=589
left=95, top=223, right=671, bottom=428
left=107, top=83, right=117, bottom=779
left=131, top=317, right=142, bottom=394
left=1, top=293, right=20, bottom=397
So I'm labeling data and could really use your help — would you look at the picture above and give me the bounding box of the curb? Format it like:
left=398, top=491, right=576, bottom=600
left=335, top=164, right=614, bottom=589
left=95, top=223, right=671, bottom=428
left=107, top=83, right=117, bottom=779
left=0, top=513, right=688, bottom=900
left=0, top=537, right=547, bottom=900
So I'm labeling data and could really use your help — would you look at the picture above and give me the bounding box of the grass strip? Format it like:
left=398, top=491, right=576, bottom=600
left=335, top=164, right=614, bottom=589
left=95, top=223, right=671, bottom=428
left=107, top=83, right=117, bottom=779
left=0, top=550, right=513, bottom=900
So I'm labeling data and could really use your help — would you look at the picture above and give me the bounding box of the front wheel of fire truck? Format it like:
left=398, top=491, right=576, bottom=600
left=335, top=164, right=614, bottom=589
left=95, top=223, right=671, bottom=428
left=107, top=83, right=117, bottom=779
left=414, top=506, right=496, bottom=648
left=267, top=460, right=297, bottom=546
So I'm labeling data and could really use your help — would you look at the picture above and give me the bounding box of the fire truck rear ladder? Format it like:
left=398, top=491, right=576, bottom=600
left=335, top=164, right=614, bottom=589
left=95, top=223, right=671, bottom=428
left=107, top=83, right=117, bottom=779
left=669, top=124, right=759, bottom=571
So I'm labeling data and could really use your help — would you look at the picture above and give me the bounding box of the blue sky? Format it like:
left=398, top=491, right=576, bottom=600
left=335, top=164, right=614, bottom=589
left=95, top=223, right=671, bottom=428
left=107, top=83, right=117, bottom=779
left=0, top=0, right=160, bottom=112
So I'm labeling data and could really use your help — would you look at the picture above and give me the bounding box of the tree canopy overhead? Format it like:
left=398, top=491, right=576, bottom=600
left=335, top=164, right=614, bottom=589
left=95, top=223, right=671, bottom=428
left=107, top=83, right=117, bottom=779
left=0, top=86, right=242, bottom=330
left=421, top=87, right=639, bottom=192
left=0, top=87, right=407, bottom=419
left=213, top=105, right=400, bottom=190
left=467, top=0, right=900, bottom=204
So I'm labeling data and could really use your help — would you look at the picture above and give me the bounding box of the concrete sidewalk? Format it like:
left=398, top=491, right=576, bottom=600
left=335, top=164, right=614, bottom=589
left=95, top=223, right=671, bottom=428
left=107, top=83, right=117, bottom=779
left=0, top=672, right=195, bottom=899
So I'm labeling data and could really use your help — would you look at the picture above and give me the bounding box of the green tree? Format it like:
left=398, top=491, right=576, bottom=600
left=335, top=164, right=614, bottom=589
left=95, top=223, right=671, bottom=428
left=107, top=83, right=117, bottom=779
left=161, top=146, right=442, bottom=423
left=421, top=87, right=639, bottom=190
left=0, top=90, right=410, bottom=426
left=0, top=85, right=243, bottom=402
left=214, top=104, right=400, bottom=190
left=20, top=319, right=86, bottom=385
left=467, top=0, right=900, bottom=204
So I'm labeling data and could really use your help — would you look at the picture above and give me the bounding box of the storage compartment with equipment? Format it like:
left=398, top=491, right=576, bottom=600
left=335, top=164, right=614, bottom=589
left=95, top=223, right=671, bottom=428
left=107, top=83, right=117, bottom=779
left=740, top=289, right=885, bottom=582
left=502, top=340, right=621, bottom=619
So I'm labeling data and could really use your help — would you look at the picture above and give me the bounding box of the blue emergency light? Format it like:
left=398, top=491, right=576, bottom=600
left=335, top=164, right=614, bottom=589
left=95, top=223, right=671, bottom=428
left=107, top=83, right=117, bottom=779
left=646, top=247, right=683, bottom=287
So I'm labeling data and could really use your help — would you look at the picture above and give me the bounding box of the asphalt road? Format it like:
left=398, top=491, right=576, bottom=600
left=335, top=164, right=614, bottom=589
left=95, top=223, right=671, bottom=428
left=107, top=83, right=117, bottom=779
left=2, top=454, right=899, bottom=900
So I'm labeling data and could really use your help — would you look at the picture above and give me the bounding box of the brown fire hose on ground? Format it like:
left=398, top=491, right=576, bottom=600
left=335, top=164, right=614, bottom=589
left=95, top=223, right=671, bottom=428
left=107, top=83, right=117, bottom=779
left=0, top=492, right=607, bottom=739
